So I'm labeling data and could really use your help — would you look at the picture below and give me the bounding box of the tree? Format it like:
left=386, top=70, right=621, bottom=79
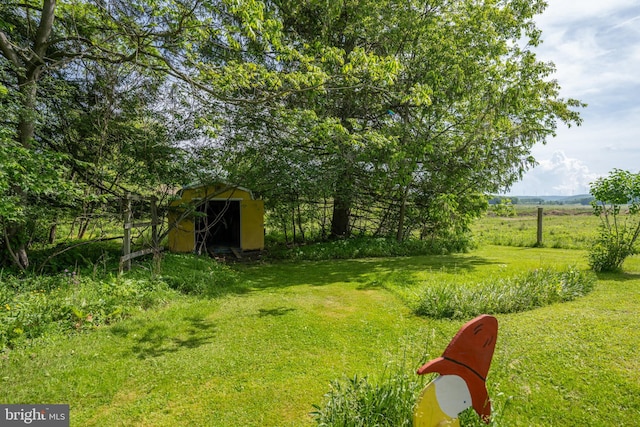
left=212, top=0, right=583, bottom=243
left=588, top=169, right=640, bottom=272
left=1, top=0, right=178, bottom=268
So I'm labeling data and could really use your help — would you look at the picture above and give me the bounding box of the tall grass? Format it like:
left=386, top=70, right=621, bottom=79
left=0, top=273, right=174, bottom=349
left=312, top=369, right=425, bottom=427
left=151, top=254, right=242, bottom=296
left=472, top=209, right=598, bottom=249
left=413, top=267, right=596, bottom=319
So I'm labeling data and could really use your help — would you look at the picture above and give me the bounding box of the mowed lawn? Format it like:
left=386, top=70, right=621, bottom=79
left=1, top=246, right=639, bottom=426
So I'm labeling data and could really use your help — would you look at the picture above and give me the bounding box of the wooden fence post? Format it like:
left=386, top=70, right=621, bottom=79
left=121, top=194, right=133, bottom=272
left=537, top=206, right=543, bottom=247
left=120, top=194, right=164, bottom=272
left=151, top=196, right=158, bottom=249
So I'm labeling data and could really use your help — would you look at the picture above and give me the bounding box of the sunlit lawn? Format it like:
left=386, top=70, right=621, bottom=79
left=1, top=246, right=639, bottom=426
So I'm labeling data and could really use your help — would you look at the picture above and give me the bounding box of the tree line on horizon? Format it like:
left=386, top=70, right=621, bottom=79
left=489, top=196, right=594, bottom=206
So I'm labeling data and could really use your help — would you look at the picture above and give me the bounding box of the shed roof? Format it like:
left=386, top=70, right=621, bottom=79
left=178, top=182, right=256, bottom=200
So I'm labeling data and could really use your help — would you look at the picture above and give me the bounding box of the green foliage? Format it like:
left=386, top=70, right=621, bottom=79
left=491, top=198, right=517, bottom=217
left=0, top=272, right=173, bottom=350
left=588, top=169, right=640, bottom=272
left=414, top=267, right=596, bottom=319
left=30, top=240, right=123, bottom=274
left=588, top=231, right=632, bottom=273
left=214, top=0, right=583, bottom=242
left=0, top=251, right=245, bottom=350
left=312, top=370, right=424, bottom=427
left=266, top=236, right=471, bottom=261
left=0, top=96, right=80, bottom=228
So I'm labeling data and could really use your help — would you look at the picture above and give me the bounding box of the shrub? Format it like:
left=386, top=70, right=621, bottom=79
left=588, top=229, right=634, bottom=273
left=588, top=169, right=640, bottom=272
left=414, top=267, right=596, bottom=319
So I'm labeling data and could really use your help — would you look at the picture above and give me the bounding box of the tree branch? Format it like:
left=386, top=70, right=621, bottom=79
left=33, top=0, right=56, bottom=63
left=0, top=31, right=21, bottom=68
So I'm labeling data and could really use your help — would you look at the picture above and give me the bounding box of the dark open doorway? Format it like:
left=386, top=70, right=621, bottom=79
left=195, top=200, right=241, bottom=253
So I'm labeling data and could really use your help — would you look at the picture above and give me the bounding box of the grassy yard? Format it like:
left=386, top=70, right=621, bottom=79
left=1, top=246, right=639, bottom=426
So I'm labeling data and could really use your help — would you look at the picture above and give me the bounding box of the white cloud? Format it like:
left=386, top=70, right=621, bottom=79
left=536, top=1, right=639, bottom=27
left=534, top=2, right=640, bottom=101
left=508, top=151, right=600, bottom=196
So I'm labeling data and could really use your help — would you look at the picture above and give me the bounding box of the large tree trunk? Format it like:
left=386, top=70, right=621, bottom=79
left=6, top=80, right=40, bottom=270
left=396, top=185, right=410, bottom=242
left=18, top=81, right=38, bottom=145
left=330, top=196, right=351, bottom=238
left=4, top=225, right=30, bottom=270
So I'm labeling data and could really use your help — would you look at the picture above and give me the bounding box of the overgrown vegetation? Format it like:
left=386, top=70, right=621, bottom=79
left=152, top=254, right=242, bottom=297
left=412, top=267, right=596, bottom=319
left=0, top=272, right=174, bottom=350
left=0, top=253, right=242, bottom=350
left=311, top=371, right=492, bottom=427
left=1, top=0, right=583, bottom=270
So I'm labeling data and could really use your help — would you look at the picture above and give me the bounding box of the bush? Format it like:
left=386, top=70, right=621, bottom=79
left=588, top=230, right=634, bottom=273
left=588, top=169, right=640, bottom=272
left=414, top=267, right=596, bottom=319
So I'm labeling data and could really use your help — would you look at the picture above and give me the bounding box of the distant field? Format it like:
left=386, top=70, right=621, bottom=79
left=472, top=205, right=599, bottom=250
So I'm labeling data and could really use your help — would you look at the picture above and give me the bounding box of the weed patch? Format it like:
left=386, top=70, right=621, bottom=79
left=413, top=267, right=596, bottom=319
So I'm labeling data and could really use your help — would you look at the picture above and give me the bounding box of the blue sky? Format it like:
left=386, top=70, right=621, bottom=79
left=506, top=0, right=640, bottom=196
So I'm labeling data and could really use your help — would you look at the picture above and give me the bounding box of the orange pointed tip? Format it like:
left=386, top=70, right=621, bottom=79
left=416, top=314, right=498, bottom=423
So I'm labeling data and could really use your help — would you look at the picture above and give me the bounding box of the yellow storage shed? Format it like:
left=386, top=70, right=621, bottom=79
left=168, top=183, right=264, bottom=254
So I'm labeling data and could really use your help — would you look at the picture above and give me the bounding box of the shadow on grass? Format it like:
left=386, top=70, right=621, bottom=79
left=242, top=254, right=498, bottom=292
left=596, top=271, right=640, bottom=282
left=110, top=314, right=217, bottom=359
left=257, top=307, right=297, bottom=317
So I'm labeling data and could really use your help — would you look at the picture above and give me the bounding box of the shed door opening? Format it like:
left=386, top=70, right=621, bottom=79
left=195, top=200, right=241, bottom=252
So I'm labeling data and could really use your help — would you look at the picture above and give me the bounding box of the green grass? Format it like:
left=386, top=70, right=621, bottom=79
left=1, top=246, right=639, bottom=426
left=473, top=209, right=599, bottom=249
left=311, top=369, right=424, bottom=427
left=411, top=266, right=596, bottom=319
